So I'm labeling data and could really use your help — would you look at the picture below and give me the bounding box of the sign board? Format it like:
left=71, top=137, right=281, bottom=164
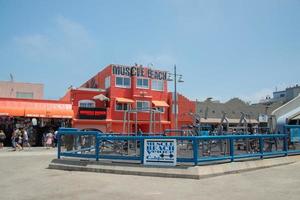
left=112, top=65, right=168, bottom=80
left=144, top=139, right=177, bottom=166
left=259, top=114, right=269, bottom=123
left=290, top=128, right=300, bottom=142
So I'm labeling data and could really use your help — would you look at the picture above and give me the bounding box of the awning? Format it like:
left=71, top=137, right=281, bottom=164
left=25, top=109, right=47, bottom=118
left=227, top=118, right=259, bottom=124
left=292, top=114, right=300, bottom=120
left=277, top=106, right=300, bottom=126
left=0, top=107, right=24, bottom=117
left=46, top=109, right=73, bottom=118
left=200, top=118, right=221, bottom=124
left=93, top=94, right=110, bottom=101
left=0, top=98, right=73, bottom=119
left=200, top=118, right=259, bottom=124
left=116, top=97, right=134, bottom=103
left=152, top=100, right=169, bottom=107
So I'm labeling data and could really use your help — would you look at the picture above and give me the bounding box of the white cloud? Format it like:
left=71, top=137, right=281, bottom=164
left=13, top=34, right=50, bottom=58
left=240, top=88, right=274, bottom=104
left=13, top=15, right=95, bottom=62
left=55, top=15, right=94, bottom=49
left=240, top=83, right=293, bottom=103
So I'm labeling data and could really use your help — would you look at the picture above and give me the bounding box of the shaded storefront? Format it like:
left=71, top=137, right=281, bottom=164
left=0, top=98, right=73, bottom=146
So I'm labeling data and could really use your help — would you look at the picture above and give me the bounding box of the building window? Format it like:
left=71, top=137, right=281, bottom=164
left=16, top=92, right=34, bottom=99
left=115, top=76, right=131, bottom=88
left=105, top=76, right=111, bottom=89
left=136, top=101, right=150, bottom=111
left=152, top=80, right=164, bottom=91
left=154, top=107, right=165, bottom=113
left=79, top=100, right=96, bottom=108
left=115, top=103, right=129, bottom=111
left=136, top=78, right=149, bottom=89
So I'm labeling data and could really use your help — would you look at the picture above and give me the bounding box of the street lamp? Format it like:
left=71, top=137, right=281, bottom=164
left=168, top=65, right=184, bottom=130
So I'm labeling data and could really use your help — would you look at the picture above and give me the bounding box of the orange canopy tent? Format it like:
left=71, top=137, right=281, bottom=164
left=0, top=98, right=73, bottom=118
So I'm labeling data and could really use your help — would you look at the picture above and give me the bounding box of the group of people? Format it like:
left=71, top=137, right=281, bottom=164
left=0, top=128, right=57, bottom=151
left=11, top=128, right=30, bottom=151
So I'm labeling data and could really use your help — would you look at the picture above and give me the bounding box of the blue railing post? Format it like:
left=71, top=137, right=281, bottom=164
left=57, top=133, right=61, bottom=159
left=193, top=138, right=199, bottom=165
left=95, top=136, right=100, bottom=161
left=230, top=138, right=234, bottom=162
left=283, top=135, right=288, bottom=156
left=140, top=138, right=144, bottom=164
left=259, top=137, right=264, bottom=159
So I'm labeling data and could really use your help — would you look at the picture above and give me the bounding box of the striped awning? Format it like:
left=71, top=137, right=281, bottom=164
left=116, top=97, right=134, bottom=103
left=152, top=100, right=169, bottom=107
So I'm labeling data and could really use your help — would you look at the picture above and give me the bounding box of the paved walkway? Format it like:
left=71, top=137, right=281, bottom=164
left=1, top=148, right=300, bottom=200
left=0, top=147, right=56, bottom=157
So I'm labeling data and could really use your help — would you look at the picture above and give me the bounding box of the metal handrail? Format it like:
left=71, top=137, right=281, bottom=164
left=56, top=128, right=300, bottom=165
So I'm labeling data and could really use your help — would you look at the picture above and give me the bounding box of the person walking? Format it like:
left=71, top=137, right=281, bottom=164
left=16, top=131, right=23, bottom=151
left=22, top=128, right=30, bottom=148
left=11, top=129, right=18, bottom=151
left=45, top=131, right=54, bottom=149
left=0, top=130, right=6, bottom=149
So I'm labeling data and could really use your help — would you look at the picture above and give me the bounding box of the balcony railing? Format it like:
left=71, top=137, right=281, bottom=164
left=78, top=107, right=106, bottom=120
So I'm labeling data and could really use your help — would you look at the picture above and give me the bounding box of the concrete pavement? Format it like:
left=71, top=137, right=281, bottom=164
left=1, top=148, right=300, bottom=200
left=49, top=155, right=300, bottom=179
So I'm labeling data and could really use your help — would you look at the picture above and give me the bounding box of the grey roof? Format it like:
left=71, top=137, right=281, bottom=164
left=196, top=98, right=283, bottom=121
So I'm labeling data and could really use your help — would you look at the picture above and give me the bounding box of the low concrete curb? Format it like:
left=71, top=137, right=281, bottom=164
left=48, top=155, right=300, bottom=180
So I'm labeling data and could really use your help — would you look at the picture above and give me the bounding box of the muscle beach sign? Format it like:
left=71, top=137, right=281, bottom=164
left=112, top=65, right=168, bottom=80
left=144, top=139, right=177, bottom=166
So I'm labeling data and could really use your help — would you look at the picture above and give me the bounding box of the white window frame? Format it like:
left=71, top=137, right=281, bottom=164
left=115, top=102, right=129, bottom=112
left=136, top=101, right=150, bottom=111
left=151, top=80, right=164, bottom=91
left=105, top=76, right=111, bottom=89
left=136, top=78, right=149, bottom=89
left=115, top=76, right=131, bottom=88
left=79, top=100, right=96, bottom=108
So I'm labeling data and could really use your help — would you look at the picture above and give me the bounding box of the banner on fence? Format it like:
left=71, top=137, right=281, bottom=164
left=144, top=139, right=177, bottom=166
left=291, top=128, right=300, bottom=142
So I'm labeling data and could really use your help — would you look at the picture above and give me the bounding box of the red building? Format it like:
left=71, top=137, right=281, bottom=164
left=61, top=64, right=195, bottom=133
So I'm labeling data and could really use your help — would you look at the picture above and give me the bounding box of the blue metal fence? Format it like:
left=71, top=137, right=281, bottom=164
left=56, top=126, right=300, bottom=166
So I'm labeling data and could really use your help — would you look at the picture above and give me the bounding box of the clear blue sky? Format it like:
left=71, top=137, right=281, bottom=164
left=0, top=0, right=299, bottom=103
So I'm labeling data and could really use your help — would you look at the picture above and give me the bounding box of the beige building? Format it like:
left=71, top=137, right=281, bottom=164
left=0, top=81, right=44, bottom=99
left=196, top=98, right=283, bottom=125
